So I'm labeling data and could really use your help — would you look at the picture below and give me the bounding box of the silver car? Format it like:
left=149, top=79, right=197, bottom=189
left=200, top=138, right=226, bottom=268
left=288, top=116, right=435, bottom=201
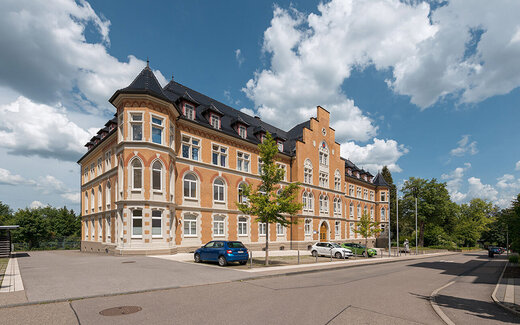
left=311, top=242, right=353, bottom=259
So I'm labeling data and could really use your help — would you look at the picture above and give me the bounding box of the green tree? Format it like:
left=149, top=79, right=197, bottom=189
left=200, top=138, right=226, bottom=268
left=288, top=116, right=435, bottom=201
left=11, top=208, right=51, bottom=249
left=454, top=198, right=496, bottom=247
left=237, top=132, right=302, bottom=265
left=400, top=177, right=453, bottom=247
left=353, top=212, right=382, bottom=258
left=381, top=166, right=396, bottom=237
left=0, top=201, right=13, bottom=226
left=44, top=206, right=81, bottom=238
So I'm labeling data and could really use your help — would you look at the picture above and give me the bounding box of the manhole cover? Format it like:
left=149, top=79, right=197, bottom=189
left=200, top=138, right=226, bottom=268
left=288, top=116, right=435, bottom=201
left=99, top=306, right=142, bottom=316
left=122, top=260, right=136, bottom=264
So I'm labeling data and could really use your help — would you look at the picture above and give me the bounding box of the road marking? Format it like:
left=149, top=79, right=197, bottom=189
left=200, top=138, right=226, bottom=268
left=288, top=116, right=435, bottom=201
left=430, top=281, right=456, bottom=325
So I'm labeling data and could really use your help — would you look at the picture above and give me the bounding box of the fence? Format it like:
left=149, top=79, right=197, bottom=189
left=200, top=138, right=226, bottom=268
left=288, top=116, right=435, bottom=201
left=13, top=237, right=81, bottom=251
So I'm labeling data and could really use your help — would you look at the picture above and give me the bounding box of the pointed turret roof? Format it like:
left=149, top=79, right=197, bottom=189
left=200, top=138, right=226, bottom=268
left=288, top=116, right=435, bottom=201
left=372, top=172, right=389, bottom=187
left=109, top=63, right=168, bottom=103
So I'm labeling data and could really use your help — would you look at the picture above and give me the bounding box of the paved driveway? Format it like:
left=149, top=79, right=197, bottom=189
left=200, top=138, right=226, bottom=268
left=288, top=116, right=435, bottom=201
left=17, top=250, right=250, bottom=302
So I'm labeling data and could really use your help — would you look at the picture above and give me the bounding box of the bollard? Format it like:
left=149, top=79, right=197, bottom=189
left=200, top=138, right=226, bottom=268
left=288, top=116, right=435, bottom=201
left=330, top=248, right=333, bottom=262
left=297, top=249, right=300, bottom=265
left=249, top=251, right=253, bottom=269
left=315, top=253, right=318, bottom=263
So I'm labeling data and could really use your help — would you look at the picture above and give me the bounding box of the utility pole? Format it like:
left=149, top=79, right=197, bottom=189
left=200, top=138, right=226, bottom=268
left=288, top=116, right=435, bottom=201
left=396, top=193, right=399, bottom=256
left=388, top=192, right=391, bottom=257
left=507, top=224, right=509, bottom=256
left=415, top=196, right=418, bottom=255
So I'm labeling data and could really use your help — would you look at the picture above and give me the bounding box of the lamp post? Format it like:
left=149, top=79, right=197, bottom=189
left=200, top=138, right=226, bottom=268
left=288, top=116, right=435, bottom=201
left=388, top=193, right=391, bottom=258
left=396, top=192, right=399, bottom=257
left=412, top=186, right=419, bottom=255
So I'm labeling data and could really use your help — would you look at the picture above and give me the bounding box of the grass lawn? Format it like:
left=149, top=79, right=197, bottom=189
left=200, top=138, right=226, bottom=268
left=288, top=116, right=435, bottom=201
left=0, top=258, right=9, bottom=287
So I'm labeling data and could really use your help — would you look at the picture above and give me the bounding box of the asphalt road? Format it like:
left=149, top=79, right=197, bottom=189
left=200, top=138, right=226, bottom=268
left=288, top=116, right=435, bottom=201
left=1, top=251, right=517, bottom=324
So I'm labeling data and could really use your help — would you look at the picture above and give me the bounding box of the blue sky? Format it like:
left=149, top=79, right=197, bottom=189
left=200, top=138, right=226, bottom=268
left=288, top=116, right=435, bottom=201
left=0, top=0, right=519, bottom=212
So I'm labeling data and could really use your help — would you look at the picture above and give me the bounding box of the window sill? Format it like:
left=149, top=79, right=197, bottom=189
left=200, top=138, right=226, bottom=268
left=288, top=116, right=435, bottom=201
left=152, top=236, right=163, bottom=239
left=152, top=191, right=163, bottom=194
left=131, top=236, right=142, bottom=239
left=214, top=234, right=225, bottom=237
left=238, top=234, right=248, bottom=237
left=184, top=197, right=198, bottom=201
left=131, top=189, right=142, bottom=193
left=184, top=235, right=198, bottom=238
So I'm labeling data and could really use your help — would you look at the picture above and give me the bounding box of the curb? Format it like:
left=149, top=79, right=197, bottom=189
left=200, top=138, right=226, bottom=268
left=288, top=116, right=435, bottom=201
left=430, top=281, right=456, bottom=325
left=0, top=251, right=459, bottom=310
left=491, top=260, right=520, bottom=317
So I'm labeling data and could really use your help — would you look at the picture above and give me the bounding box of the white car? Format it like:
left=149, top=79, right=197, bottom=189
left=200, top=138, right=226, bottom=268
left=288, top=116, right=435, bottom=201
left=311, top=242, right=353, bottom=259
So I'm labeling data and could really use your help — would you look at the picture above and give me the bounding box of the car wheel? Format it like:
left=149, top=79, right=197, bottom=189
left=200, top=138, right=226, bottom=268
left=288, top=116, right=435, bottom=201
left=239, top=261, right=247, bottom=265
left=218, top=256, right=227, bottom=267
left=194, top=253, right=201, bottom=263
left=335, top=252, right=342, bottom=259
left=311, top=250, right=318, bottom=257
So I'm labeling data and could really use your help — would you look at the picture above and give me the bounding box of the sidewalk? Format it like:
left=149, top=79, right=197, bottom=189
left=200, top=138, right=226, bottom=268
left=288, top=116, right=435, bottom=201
left=0, top=256, right=24, bottom=293
left=492, top=258, right=520, bottom=315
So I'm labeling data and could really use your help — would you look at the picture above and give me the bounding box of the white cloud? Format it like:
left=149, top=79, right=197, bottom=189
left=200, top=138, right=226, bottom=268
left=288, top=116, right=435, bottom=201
left=235, top=49, right=244, bottom=67
left=450, top=135, right=478, bottom=157
left=0, top=0, right=166, bottom=114
left=29, top=201, right=45, bottom=209
left=516, top=161, right=520, bottom=171
left=0, top=168, right=34, bottom=185
left=61, top=192, right=80, bottom=203
left=0, top=96, right=92, bottom=161
left=340, top=138, right=409, bottom=173
left=442, top=162, right=471, bottom=202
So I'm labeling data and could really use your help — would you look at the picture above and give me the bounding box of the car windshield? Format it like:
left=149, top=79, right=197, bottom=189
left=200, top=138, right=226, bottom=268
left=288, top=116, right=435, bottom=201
left=331, top=243, right=341, bottom=248
left=228, top=242, right=245, bottom=249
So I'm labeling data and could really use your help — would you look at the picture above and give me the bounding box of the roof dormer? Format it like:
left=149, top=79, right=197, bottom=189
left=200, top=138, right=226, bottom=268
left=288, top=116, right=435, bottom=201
left=231, top=116, right=250, bottom=139
left=202, top=103, right=224, bottom=129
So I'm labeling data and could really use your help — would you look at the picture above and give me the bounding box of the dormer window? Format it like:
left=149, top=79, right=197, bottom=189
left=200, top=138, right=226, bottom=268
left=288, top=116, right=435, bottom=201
left=184, top=103, right=195, bottom=120
left=347, top=168, right=352, bottom=175
left=210, top=114, right=220, bottom=129
left=277, top=140, right=284, bottom=151
left=238, top=125, right=247, bottom=138
left=260, top=133, right=266, bottom=142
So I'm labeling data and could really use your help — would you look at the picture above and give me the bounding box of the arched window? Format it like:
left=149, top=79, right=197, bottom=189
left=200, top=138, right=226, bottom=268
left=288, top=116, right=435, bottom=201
left=357, top=204, right=361, bottom=219
left=213, top=178, right=225, bottom=203
left=302, top=192, right=308, bottom=211
left=106, top=181, right=111, bottom=209
left=334, top=170, right=341, bottom=191
left=304, top=219, right=312, bottom=235
left=98, top=185, right=102, bottom=210
left=152, top=160, right=163, bottom=191
left=131, top=159, right=142, bottom=189
left=364, top=205, right=368, bottom=218
left=90, top=189, right=94, bottom=212
left=334, top=198, right=341, bottom=216
left=183, top=174, right=197, bottom=199
left=349, top=202, right=354, bottom=218
left=84, top=192, right=88, bottom=214
left=320, top=195, right=329, bottom=214
left=308, top=192, right=314, bottom=212
left=304, top=159, right=313, bottom=184
left=370, top=207, right=374, bottom=220
left=238, top=183, right=248, bottom=203
left=238, top=216, right=248, bottom=236
left=118, top=159, right=123, bottom=199
left=319, top=142, right=329, bottom=167
left=213, top=215, right=225, bottom=236
left=381, top=207, right=386, bottom=221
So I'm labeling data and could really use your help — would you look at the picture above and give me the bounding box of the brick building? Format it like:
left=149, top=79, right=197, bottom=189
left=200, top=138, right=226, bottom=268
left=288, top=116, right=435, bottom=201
left=78, top=63, right=389, bottom=255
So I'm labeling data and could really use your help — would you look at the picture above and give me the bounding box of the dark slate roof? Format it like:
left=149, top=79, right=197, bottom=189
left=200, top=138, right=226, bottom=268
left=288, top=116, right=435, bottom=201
left=109, top=64, right=169, bottom=103
left=201, top=103, right=224, bottom=116
left=372, top=173, right=389, bottom=187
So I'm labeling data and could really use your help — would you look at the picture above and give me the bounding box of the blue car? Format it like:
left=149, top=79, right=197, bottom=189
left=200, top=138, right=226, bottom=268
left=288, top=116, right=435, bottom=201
left=194, top=241, right=249, bottom=266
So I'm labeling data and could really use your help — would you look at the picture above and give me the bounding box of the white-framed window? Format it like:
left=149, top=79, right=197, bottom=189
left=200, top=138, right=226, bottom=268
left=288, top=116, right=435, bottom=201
left=319, top=142, right=329, bottom=166
left=212, top=144, right=227, bottom=167
left=130, top=113, right=143, bottom=141
left=238, top=216, right=248, bottom=236
left=276, top=223, right=284, bottom=236
left=213, top=215, right=225, bottom=236
left=238, top=183, right=248, bottom=204
left=118, top=113, right=124, bottom=141
left=84, top=218, right=89, bottom=240
left=364, top=206, right=368, bottom=218
left=370, top=191, right=374, bottom=201
left=333, top=197, right=341, bottom=216
left=183, top=173, right=198, bottom=199
left=276, top=163, right=287, bottom=181
left=152, top=160, right=163, bottom=191
left=302, top=191, right=314, bottom=212
left=181, top=135, right=200, bottom=161
left=106, top=215, right=111, bottom=240
left=304, top=159, right=313, bottom=184
left=349, top=202, right=354, bottom=218
left=357, top=204, right=361, bottom=219
left=319, top=172, right=329, bottom=188
left=237, top=151, right=250, bottom=172
left=98, top=185, right=102, bottom=210
left=90, top=188, right=95, bottom=212
left=335, top=221, right=341, bottom=238
left=98, top=216, right=102, bottom=240
left=258, top=223, right=266, bottom=236
left=210, top=114, right=220, bottom=129
left=238, top=125, right=247, bottom=138
left=370, top=207, right=374, bottom=220
left=357, top=187, right=362, bottom=198
left=258, top=158, right=264, bottom=175
left=213, top=178, right=225, bottom=203
left=131, top=158, right=143, bottom=190
left=97, top=157, right=102, bottom=175
left=381, top=223, right=386, bottom=233
left=349, top=185, right=354, bottom=197
left=184, top=103, right=195, bottom=120
left=184, top=214, right=197, bottom=236
left=381, top=192, right=387, bottom=202
left=304, top=219, right=312, bottom=236
left=132, top=209, right=142, bottom=238
left=349, top=222, right=355, bottom=238
left=277, top=140, right=283, bottom=151
left=334, top=170, right=341, bottom=191
left=319, top=195, right=329, bottom=214
left=84, top=168, right=89, bottom=182
left=169, top=123, right=175, bottom=148
left=90, top=163, right=95, bottom=179
left=381, top=207, right=386, bottom=221
left=151, top=115, right=164, bottom=144
left=91, top=218, right=94, bottom=240
left=151, top=210, right=162, bottom=238
left=84, top=192, right=88, bottom=214
left=105, top=151, right=111, bottom=170
left=364, top=189, right=368, bottom=200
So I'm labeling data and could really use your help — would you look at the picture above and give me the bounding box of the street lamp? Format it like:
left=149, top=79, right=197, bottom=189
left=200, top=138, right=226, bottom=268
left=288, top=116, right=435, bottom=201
left=396, top=191, right=400, bottom=257
left=411, top=186, right=419, bottom=255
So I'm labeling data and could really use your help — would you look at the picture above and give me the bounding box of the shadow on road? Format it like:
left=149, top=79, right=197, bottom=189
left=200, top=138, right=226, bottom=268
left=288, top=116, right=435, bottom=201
left=411, top=292, right=520, bottom=324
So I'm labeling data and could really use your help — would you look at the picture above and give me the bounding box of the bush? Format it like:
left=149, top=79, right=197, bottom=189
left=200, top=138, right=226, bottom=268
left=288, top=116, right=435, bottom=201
left=509, top=254, right=519, bottom=264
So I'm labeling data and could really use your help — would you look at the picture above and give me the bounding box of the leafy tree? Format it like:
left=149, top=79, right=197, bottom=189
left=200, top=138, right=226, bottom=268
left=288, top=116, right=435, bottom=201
left=11, top=208, right=51, bottom=249
left=454, top=198, right=496, bottom=247
left=400, top=177, right=453, bottom=247
left=0, top=201, right=13, bottom=226
left=381, top=166, right=396, bottom=237
left=353, top=212, right=382, bottom=257
left=44, top=206, right=81, bottom=238
left=237, top=132, right=302, bottom=265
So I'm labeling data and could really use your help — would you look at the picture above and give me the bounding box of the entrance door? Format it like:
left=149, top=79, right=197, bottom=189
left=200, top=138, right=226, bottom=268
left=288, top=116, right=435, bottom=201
left=319, top=223, right=328, bottom=242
